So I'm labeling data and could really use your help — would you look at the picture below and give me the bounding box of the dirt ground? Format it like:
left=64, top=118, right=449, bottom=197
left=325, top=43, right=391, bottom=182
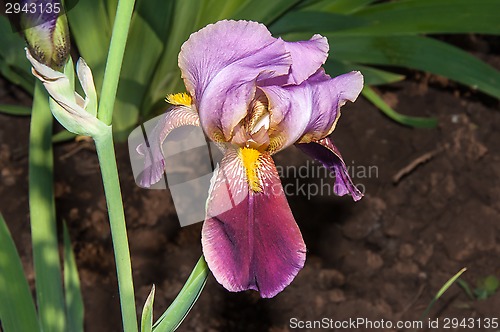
left=1, top=35, right=499, bottom=332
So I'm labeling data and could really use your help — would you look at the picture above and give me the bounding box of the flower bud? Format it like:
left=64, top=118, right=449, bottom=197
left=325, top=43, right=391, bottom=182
left=21, top=0, right=70, bottom=70
left=26, top=49, right=109, bottom=139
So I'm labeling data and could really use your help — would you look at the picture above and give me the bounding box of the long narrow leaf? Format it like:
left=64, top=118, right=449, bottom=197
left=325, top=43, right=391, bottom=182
left=52, top=130, right=77, bottom=143
left=299, top=0, right=376, bottom=13
left=112, top=1, right=174, bottom=137
left=0, top=16, right=35, bottom=92
left=195, top=0, right=248, bottom=27
left=29, top=82, right=66, bottom=332
left=143, top=0, right=202, bottom=116
left=457, top=279, right=475, bottom=300
left=104, top=0, right=119, bottom=25
left=63, top=221, right=84, bottom=332
left=362, top=86, right=438, bottom=128
left=420, top=268, right=467, bottom=320
left=0, top=61, right=35, bottom=93
left=276, top=0, right=500, bottom=36
left=0, top=16, right=32, bottom=74
left=0, top=214, right=40, bottom=332
left=0, top=104, right=32, bottom=116
left=350, top=0, right=500, bottom=35
left=270, top=11, right=365, bottom=35
left=153, top=256, right=208, bottom=332
left=325, top=60, right=405, bottom=86
left=141, top=285, right=155, bottom=332
left=134, top=0, right=175, bottom=37
left=328, top=35, right=500, bottom=99
left=232, top=0, right=302, bottom=25
left=67, top=0, right=112, bottom=91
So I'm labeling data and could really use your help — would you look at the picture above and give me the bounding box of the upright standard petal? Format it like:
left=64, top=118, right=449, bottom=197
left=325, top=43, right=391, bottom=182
left=260, top=84, right=312, bottom=153
left=296, top=137, right=363, bottom=201
left=202, top=148, right=306, bottom=298
left=138, top=106, right=199, bottom=187
left=298, top=70, right=363, bottom=143
left=178, top=20, right=291, bottom=141
left=282, top=34, right=329, bottom=85
left=260, top=70, right=363, bottom=153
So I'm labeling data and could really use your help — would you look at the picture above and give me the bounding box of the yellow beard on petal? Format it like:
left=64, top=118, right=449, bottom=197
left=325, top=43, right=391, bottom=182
left=267, top=135, right=285, bottom=155
left=165, top=92, right=192, bottom=106
left=239, top=147, right=262, bottom=193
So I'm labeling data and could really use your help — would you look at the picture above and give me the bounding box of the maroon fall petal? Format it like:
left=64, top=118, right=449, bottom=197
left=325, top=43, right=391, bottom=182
left=201, top=149, right=306, bottom=298
left=296, top=137, right=363, bottom=201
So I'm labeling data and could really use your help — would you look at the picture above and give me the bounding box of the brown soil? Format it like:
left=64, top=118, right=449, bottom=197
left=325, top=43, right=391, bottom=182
left=1, top=37, right=499, bottom=332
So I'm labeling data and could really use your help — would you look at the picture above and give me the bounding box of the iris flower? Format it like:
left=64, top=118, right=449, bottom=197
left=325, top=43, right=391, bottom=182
left=140, top=20, right=363, bottom=298
left=21, top=0, right=70, bottom=70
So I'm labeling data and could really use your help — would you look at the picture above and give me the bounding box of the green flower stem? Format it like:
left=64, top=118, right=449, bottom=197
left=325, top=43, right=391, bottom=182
left=29, top=82, right=66, bottom=332
left=93, top=0, right=138, bottom=330
left=98, top=0, right=136, bottom=125
left=94, top=128, right=138, bottom=332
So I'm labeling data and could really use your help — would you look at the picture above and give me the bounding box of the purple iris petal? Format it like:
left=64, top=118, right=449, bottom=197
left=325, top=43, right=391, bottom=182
left=138, top=106, right=199, bottom=187
left=296, top=137, right=363, bottom=201
left=282, top=34, right=329, bottom=85
left=299, top=70, right=363, bottom=142
left=202, top=149, right=306, bottom=298
left=259, top=83, right=313, bottom=150
left=260, top=70, right=363, bottom=152
left=179, top=20, right=292, bottom=141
